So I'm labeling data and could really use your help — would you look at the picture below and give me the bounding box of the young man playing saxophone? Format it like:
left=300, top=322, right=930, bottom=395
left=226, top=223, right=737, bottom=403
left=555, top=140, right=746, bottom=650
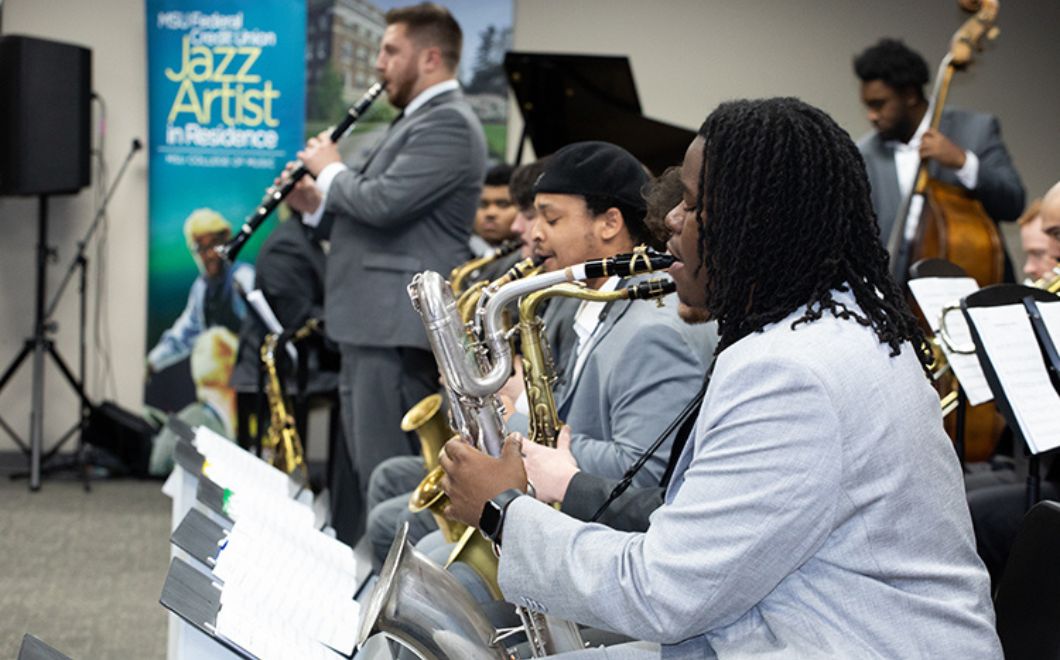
left=441, top=98, right=1000, bottom=658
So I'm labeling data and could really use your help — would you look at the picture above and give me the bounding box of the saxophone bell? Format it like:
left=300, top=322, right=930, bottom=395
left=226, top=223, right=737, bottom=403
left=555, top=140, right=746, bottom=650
left=357, top=523, right=508, bottom=660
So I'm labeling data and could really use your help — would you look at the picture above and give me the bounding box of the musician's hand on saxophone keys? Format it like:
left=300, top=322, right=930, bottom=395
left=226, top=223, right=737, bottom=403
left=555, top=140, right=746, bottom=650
left=521, top=426, right=579, bottom=505
left=298, top=129, right=341, bottom=177
left=440, top=435, right=528, bottom=527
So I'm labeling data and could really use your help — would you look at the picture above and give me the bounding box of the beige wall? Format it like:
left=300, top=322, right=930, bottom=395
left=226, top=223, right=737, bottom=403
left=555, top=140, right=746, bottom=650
left=0, top=0, right=147, bottom=453
left=0, top=0, right=1057, bottom=453
left=509, top=0, right=1060, bottom=200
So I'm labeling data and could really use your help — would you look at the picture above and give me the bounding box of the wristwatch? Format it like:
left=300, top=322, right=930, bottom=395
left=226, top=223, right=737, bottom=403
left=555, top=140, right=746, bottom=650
left=479, top=488, right=525, bottom=547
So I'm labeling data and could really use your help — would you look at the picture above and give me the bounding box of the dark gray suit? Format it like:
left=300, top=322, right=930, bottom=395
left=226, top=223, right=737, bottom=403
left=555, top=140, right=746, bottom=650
left=230, top=218, right=336, bottom=396
left=857, top=107, right=1025, bottom=247
left=321, top=88, right=487, bottom=539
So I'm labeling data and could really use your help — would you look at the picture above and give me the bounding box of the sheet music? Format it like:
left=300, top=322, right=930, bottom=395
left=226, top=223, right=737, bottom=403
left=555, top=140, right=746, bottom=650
left=1037, top=301, right=1060, bottom=354
left=194, top=427, right=290, bottom=498
left=212, top=518, right=360, bottom=654
left=215, top=590, right=346, bottom=660
left=966, top=303, right=1060, bottom=454
left=907, top=277, right=993, bottom=405
left=247, top=289, right=298, bottom=362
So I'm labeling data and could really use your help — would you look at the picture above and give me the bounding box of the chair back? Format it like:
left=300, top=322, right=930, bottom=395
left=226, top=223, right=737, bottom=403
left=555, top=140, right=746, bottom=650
left=994, top=500, right=1060, bottom=659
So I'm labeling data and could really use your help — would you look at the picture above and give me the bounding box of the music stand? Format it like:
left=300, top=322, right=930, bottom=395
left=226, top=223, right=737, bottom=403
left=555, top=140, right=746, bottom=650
left=961, top=284, right=1060, bottom=509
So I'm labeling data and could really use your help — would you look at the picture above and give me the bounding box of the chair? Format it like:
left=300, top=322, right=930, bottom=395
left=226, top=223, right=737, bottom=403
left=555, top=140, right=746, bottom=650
left=993, top=500, right=1060, bottom=659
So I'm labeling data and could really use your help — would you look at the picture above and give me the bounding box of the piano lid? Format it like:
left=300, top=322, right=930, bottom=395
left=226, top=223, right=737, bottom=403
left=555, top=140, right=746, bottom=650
left=504, top=51, right=696, bottom=174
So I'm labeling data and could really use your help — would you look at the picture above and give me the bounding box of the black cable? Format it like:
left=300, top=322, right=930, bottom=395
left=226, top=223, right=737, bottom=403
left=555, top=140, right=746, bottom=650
left=589, top=365, right=713, bottom=522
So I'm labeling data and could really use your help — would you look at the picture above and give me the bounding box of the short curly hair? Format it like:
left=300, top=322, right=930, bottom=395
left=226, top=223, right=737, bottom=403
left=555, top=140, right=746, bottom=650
left=853, top=38, right=930, bottom=99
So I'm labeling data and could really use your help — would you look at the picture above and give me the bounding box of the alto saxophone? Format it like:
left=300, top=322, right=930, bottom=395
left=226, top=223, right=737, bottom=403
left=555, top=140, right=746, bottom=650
left=259, top=319, right=319, bottom=484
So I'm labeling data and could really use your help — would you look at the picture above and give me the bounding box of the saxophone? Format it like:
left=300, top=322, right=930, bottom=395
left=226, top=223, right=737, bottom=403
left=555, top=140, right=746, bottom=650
left=449, top=238, right=522, bottom=295
left=259, top=319, right=319, bottom=484
left=362, top=266, right=679, bottom=659
left=1034, top=265, right=1060, bottom=294
left=407, top=256, right=541, bottom=545
left=443, top=276, right=678, bottom=656
left=408, top=248, right=674, bottom=540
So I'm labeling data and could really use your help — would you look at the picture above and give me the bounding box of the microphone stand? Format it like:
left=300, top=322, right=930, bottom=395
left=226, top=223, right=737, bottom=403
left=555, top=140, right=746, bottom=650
left=6, top=138, right=142, bottom=490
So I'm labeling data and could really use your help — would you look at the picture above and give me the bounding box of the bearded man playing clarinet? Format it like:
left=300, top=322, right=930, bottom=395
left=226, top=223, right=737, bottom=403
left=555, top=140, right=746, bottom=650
left=440, top=98, right=1001, bottom=658
left=285, top=2, right=486, bottom=543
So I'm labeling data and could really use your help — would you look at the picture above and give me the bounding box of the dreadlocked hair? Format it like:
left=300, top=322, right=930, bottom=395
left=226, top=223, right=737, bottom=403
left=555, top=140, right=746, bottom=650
left=694, top=97, right=931, bottom=369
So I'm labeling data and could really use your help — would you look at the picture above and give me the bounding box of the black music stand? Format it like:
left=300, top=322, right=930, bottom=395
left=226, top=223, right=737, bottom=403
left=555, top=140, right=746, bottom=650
left=159, top=557, right=255, bottom=659
left=16, top=634, right=72, bottom=660
left=503, top=51, right=695, bottom=173
left=909, top=258, right=973, bottom=465
left=961, top=284, right=1060, bottom=510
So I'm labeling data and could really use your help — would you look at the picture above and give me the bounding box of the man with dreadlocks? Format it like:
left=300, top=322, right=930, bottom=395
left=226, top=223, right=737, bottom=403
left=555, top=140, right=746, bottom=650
left=439, top=97, right=1000, bottom=658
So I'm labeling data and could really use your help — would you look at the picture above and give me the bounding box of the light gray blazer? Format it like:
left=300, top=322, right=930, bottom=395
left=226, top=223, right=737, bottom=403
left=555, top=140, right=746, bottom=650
left=857, top=106, right=1024, bottom=244
left=322, top=89, right=487, bottom=349
left=498, top=291, right=1001, bottom=659
left=510, top=285, right=715, bottom=485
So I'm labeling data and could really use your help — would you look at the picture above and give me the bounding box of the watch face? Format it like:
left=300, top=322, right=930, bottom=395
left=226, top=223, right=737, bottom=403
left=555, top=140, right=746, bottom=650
left=479, top=501, right=503, bottom=539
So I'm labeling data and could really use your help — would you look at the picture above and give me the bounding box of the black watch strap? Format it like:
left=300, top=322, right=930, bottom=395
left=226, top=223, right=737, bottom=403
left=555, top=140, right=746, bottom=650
left=479, top=488, right=525, bottom=545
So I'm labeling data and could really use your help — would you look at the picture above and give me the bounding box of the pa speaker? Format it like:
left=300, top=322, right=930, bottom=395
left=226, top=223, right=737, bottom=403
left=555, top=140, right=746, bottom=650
left=0, top=35, right=92, bottom=196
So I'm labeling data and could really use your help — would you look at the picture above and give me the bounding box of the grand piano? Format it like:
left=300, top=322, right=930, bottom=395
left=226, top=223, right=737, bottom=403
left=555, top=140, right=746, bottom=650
left=504, top=51, right=696, bottom=174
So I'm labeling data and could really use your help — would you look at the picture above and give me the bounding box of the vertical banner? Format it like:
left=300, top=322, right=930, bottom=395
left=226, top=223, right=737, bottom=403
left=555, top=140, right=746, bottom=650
left=144, top=0, right=306, bottom=419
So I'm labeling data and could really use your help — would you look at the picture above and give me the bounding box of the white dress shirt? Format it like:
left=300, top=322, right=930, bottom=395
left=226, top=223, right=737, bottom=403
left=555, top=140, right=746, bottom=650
left=887, top=111, right=979, bottom=202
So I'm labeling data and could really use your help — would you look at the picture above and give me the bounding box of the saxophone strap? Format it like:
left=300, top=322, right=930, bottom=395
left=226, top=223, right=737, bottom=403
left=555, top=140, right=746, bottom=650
left=589, top=361, right=715, bottom=522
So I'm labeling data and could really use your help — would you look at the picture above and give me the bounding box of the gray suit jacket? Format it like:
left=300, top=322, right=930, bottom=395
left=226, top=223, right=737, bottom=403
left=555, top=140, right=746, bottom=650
left=499, top=290, right=1001, bottom=659
left=555, top=286, right=715, bottom=485
left=858, top=107, right=1024, bottom=245
left=322, top=89, right=487, bottom=349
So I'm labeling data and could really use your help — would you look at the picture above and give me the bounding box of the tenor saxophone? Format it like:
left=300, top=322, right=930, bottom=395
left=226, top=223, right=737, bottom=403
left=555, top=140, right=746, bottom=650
left=259, top=319, right=319, bottom=484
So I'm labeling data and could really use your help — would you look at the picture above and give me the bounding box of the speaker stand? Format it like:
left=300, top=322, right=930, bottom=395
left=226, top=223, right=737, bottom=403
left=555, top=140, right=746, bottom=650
left=0, top=195, right=94, bottom=491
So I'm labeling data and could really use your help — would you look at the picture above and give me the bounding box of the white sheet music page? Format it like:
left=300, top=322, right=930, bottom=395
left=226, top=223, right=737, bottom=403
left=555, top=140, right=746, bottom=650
left=908, top=277, right=994, bottom=406
left=194, top=427, right=290, bottom=498
left=966, top=303, right=1060, bottom=454
left=215, top=588, right=345, bottom=660
left=211, top=518, right=361, bottom=654
left=1037, top=300, right=1060, bottom=356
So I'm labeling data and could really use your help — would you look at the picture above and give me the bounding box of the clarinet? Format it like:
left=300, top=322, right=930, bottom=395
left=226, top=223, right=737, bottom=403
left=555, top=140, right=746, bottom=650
left=217, top=81, right=385, bottom=261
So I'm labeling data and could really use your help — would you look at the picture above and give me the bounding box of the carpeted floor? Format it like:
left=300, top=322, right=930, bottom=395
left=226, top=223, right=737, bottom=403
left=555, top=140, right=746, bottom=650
left=0, top=462, right=169, bottom=660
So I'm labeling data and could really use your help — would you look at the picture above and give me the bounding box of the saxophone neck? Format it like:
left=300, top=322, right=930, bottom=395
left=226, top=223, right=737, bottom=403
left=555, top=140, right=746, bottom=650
left=450, top=240, right=523, bottom=295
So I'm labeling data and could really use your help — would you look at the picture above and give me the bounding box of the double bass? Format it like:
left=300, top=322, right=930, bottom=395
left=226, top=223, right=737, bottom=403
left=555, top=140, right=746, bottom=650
left=889, top=0, right=1005, bottom=462
left=889, top=0, right=1004, bottom=288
